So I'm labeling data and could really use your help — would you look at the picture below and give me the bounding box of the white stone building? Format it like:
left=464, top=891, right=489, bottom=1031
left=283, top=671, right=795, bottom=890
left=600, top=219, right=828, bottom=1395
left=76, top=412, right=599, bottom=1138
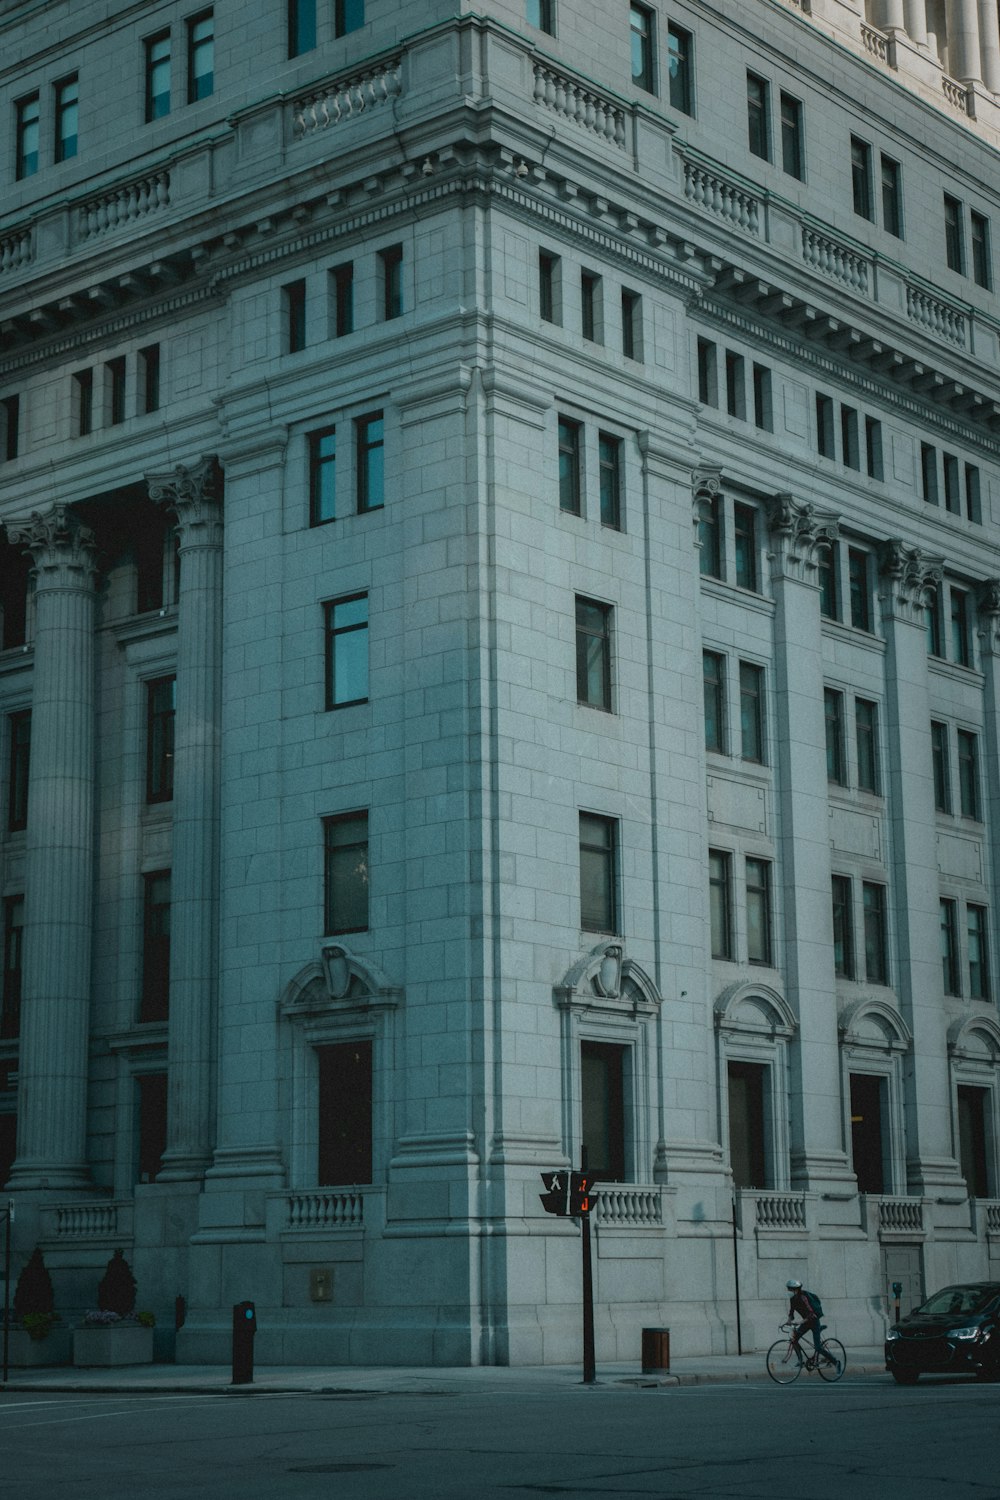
left=0, top=0, right=999, bottom=1366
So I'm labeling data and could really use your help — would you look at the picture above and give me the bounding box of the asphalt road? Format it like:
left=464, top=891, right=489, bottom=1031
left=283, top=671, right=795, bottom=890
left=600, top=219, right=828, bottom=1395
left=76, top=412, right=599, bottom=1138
left=1, top=1375, right=997, bottom=1500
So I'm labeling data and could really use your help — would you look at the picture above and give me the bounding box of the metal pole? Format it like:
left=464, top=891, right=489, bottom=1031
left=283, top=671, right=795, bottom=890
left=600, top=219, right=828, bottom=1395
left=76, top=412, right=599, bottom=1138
left=731, top=1196, right=743, bottom=1357
left=581, top=1210, right=595, bottom=1385
left=2, top=1201, right=13, bottom=1384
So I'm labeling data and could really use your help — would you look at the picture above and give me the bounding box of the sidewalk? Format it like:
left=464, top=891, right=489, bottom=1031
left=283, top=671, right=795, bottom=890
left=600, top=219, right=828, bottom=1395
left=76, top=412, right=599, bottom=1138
left=0, top=1348, right=888, bottom=1396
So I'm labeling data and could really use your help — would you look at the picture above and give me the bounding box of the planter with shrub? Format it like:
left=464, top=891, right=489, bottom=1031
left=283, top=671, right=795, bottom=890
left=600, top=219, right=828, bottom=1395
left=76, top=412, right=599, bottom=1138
left=72, top=1250, right=155, bottom=1367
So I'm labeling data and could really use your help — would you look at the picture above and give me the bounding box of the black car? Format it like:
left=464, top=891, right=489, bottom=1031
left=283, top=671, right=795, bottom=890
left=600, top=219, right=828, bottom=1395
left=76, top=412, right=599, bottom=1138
left=885, top=1282, right=1000, bottom=1384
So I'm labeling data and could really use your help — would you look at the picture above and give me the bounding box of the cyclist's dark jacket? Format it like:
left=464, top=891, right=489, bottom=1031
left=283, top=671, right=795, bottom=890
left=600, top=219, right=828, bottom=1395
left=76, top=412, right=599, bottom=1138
left=789, top=1288, right=819, bottom=1327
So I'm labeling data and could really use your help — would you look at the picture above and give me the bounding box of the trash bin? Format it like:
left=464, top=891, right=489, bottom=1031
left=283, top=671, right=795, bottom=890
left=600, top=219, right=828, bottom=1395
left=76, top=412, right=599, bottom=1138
left=641, top=1326, right=670, bottom=1373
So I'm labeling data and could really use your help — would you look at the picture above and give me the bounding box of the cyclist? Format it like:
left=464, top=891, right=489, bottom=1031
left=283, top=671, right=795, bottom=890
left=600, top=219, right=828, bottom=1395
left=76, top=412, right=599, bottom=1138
left=786, top=1279, right=839, bottom=1371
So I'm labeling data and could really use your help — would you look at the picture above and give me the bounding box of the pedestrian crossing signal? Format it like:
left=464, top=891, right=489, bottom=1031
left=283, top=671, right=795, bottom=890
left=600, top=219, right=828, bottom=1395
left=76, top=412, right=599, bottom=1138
left=539, top=1171, right=570, bottom=1215
left=570, top=1171, right=594, bottom=1217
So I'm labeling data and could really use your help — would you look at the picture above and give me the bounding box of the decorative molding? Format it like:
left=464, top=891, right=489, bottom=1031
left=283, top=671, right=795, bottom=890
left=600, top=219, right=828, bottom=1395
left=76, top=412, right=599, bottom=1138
left=279, top=945, right=402, bottom=1020
left=554, top=942, right=662, bottom=1016
left=714, top=981, right=797, bottom=1039
left=9, top=504, right=99, bottom=588
left=878, top=538, right=943, bottom=623
left=838, top=997, right=912, bottom=1054
left=146, top=456, right=223, bottom=541
left=765, top=492, right=840, bottom=582
left=947, top=1013, right=1000, bottom=1064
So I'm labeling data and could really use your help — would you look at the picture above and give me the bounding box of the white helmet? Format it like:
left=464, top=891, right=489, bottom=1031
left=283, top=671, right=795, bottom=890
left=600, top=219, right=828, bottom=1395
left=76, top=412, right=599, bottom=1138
left=786, top=1279, right=802, bottom=1290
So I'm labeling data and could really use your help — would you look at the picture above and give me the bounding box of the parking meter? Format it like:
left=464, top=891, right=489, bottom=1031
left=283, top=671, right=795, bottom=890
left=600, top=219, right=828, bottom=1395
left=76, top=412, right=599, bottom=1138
left=232, top=1300, right=256, bottom=1384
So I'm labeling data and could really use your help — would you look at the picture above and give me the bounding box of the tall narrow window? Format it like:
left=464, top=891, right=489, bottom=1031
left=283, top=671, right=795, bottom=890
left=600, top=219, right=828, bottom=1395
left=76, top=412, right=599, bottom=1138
left=950, top=588, right=971, bottom=667
left=335, top=0, right=365, bottom=38
left=15, top=94, right=39, bottom=179
left=667, top=23, right=693, bottom=115
left=850, top=1074, right=885, bottom=1194
left=709, top=850, right=732, bottom=960
left=848, top=549, right=871, bottom=632
left=965, top=465, right=982, bottom=524
left=187, top=11, right=214, bottom=103
left=728, top=1061, right=767, bottom=1189
left=630, top=3, right=655, bottom=93
left=136, top=1072, right=168, bottom=1182
left=539, top=251, right=561, bottom=325
left=331, top=263, right=354, bottom=337
left=863, top=882, right=888, bottom=984
left=0, top=548, right=29, bottom=647
left=579, top=813, right=618, bottom=933
left=944, top=193, right=965, bottom=273
left=621, top=289, right=642, bottom=360
left=920, top=442, right=939, bottom=504
left=288, top=0, right=317, bottom=56
left=841, top=404, right=860, bottom=470
left=967, top=905, right=990, bottom=1000
left=818, top=547, right=837, bottom=621
left=140, top=871, right=171, bottom=1023
left=725, top=351, right=745, bottom=420
left=943, top=452, right=961, bottom=514
left=145, top=32, right=171, bottom=121
left=931, top=721, right=951, bottom=813
left=752, top=364, right=772, bottom=431
left=926, top=589, right=943, bottom=658
left=575, top=597, right=613, bottom=712
left=325, top=593, right=369, bottom=709
left=816, top=393, right=834, bottom=458
left=957, top=1086, right=991, bottom=1197
left=739, top=661, right=765, bottom=763
left=0, top=897, right=24, bottom=1040
left=746, top=858, right=772, bottom=966
left=54, top=75, right=79, bottom=163
left=74, top=369, right=93, bottom=436
left=851, top=137, right=873, bottom=220
left=856, top=697, right=879, bottom=794
left=284, top=280, right=307, bottom=353
left=139, top=345, right=161, bottom=415
left=581, top=1041, right=627, bottom=1181
left=1, top=395, right=20, bottom=462
left=698, top=493, right=722, bottom=579
left=7, top=711, right=30, bottom=833
left=880, top=155, right=902, bottom=237
left=703, top=650, right=725, bottom=754
left=825, top=688, right=846, bottom=785
left=379, top=245, right=403, bottom=320
left=581, top=271, right=602, bottom=344
left=598, top=433, right=622, bottom=530
left=832, top=875, right=854, bottom=979
left=309, top=426, right=337, bottom=525
left=318, top=1040, right=373, bottom=1185
left=697, top=338, right=718, bottom=407
left=558, top=417, right=581, bottom=515
left=940, top=899, right=960, bottom=995
left=957, top=730, right=979, bottom=819
left=865, top=417, right=883, bottom=480
left=357, top=413, right=384, bottom=513
left=734, top=504, right=757, bottom=592
left=526, top=0, right=555, bottom=35
left=107, top=357, right=126, bottom=427
left=971, top=210, right=991, bottom=289
left=780, top=92, right=803, bottom=179
left=146, top=676, right=176, bottom=804
left=324, top=811, right=369, bottom=934
left=746, top=72, right=770, bottom=160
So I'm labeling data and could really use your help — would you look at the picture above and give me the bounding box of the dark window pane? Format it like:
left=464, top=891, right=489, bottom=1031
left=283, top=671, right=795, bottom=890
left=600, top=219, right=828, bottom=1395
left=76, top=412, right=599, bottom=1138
left=357, top=413, right=384, bottom=513
left=851, top=137, right=873, bottom=220
left=55, top=75, right=79, bottom=163
left=739, top=661, right=764, bottom=763
left=309, top=427, right=337, bottom=525
left=145, top=33, right=171, bottom=121
left=709, top=850, right=731, bottom=960
left=668, top=24, right=693, bottom=115
left=581, top=1041, right=626, bottom=1181
left=335, top=0, right=365, bottom=37
left=863, top=882, right=888, bottom=984
left=747, top=72, right=770, bottom=160
left=832, top=875, right=854, bottom=978
left=0, top=896, right=24, bottom=1040
left=136, top=1072, right=167, bottom=1182
left=326, top=594, right=369, bottom=708
left=746, top=858, right=771, bottom=964
left=728, top=1061, right=766, bottom=1188
left=734, top=505, right=757, bottom=592
left=16, top=94, right=39, bottom=179
left=945, top=193, right=964, bottom=273
left=576, top=598, right=612, bottom=711
left=187, top=11, right=214, bottom=103
left=318, top=1040, right=373, bottom=1185
left=7, top=711, right=30, bottom=832
left=558, top=418, right=581, bottom=514
left=780, top=92, right=803, bottom=178
left=380, top=245, right=403, bottom=320
left=289, top=0, right=317, bottom=56
left=856, top=698, right=878, bottom=794
left=140, top=871, right=171, bottom=1022
left=324, top=812, right=369, bottom=934
left=146, top=675, right=176, bottom=803
left=579, top=813, right=616, bottom=933
left=940, top=899, right=960, bottom=995
left=881, top=155, right=902, bottom=237
left=703, top=651, right=725, bottom=753
left=598, top=434, right=621, bottom=529
left=630, top=3, right=655, bottom=92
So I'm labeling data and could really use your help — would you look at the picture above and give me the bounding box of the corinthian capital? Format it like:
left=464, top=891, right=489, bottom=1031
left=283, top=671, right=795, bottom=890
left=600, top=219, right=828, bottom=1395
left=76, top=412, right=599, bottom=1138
left=977, top=577, right=1000, bottom=655
left=765, top=492, right=839, bottom=582
left=9, top=505, right=99, bottom=587
left=878, top=539, right=943, bottom=625
left=146, top=456, right=223, bottom=542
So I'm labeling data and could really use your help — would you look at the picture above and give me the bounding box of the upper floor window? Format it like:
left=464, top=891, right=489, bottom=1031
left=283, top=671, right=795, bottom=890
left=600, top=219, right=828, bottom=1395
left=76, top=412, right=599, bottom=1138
left=558, top=417, right=582, bottom=515
left=847, top=548, right=872, bottom=632
left=621, top=289, right=642, bottom=361
left=576, top=597, right=613, bottom=712
left=527, top=0, right=555, bottom=34
left=1, top=396, right=19, bottom=463
left=0, top=896, right=23, bottom=1040
left=187, top=11, right=214, bottom=103
left=734, top=504, right=757, bottom=592
left=709, top=850, right=732, bottom=960
left=703, top=650, right=726, bottom=753
left=309, top=426, right=337, bottom=525
left=824, top=688, right=846, bottom=785
left=106, top=357, right=126, bottom=427
left=667, top=23, right=693, bottom=115
left=815, top=393, right=835, bottom=459
left=146, top=675, right=176, bottom=804
left=598, top=433, right=622, bottom=529
left=7, top=711, right=30, bottom=833
left=944, top=193, right=965, bottom=273
left=379, top=245, right=403, bottom=321
left=324, top=811, right=369, bottom=934
left=745, top=858, right=772, bottom=965
left=331, top=263, right=354, bottom=337
left=284, top=279, right=307, bottom=354
left=957, top=729, right=980, bottom=820
left=579, top=812, right=618, bottom=933
left=288, top=0, right=317, bottom=57
left=855, top=698, right=879, bottom=794
left=862, top=881, right=889, bottom=984
left=581, top=271, right=602, bottom=344
left=140, top=870, right=171, bottom=1023
left=73, top=368, right=94, bottom=437
left=539, top=250, right=561, bottom=325
left=356, top=412, right=384, bottom=513
left=746, top=73, right=770, bottom=161
left=325, top=594, right=369, bottom=708
left=139, top=345, right=161, bottom=415
left=335, top=0, right=365, bottom=38
left=54, top=76, right=78, bottom=163
left=851, top=136, right=873, bottom=221
left=780, top=92, right=803, bottom=179
left=971, top=210, right=992, bottom=289
left=630, top=4, right=655, bottom=93
left=739, top=661, right=765, bottom=763
left=145, top=32, right=172, bottom=121
left=15, top=94, right=39, bottom=180
left=881, top=154, right=903, bottom=237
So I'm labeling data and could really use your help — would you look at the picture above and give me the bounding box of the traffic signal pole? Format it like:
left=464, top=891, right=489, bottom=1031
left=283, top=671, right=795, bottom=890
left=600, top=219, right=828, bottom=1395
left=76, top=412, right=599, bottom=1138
left=539, top=1169, right=597, bottom=1385
left=580, top=1208, right=595, bottom=1385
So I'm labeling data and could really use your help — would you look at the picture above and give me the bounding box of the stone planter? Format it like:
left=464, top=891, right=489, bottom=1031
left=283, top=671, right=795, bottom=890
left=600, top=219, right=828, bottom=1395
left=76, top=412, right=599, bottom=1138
left=3, top=1326, right=73, bottom=1367
left=72, top=1324, right=155, bottom=1367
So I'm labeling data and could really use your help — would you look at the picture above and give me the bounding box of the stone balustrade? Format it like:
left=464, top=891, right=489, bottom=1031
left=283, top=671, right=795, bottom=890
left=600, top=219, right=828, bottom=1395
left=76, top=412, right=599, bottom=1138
left=52, top=1202, right=125, bottom=1238
left=878, top=1197, right=924, bottom=1233
left=905, top=284, right=967, bottom=346
left=754, top=1192, right=807, bottom=1231
left=532, top=62, right=626, bottom=149
left=77, top=172, right=171, bottom=241
left=593, top=1184, right=663, bottom=1227
left=285, top=1190, right=365, bottom=1230
left=861, top=22, right=888, bottom=64
left=801, top=226, right=870, bottom=294
left=0, top=228, right=32, bottom=275
left=292, top=61, right=402, bottom=138
left=683, top=160, right=761, bottom=236
left=941, top=75, right=971, bottom=114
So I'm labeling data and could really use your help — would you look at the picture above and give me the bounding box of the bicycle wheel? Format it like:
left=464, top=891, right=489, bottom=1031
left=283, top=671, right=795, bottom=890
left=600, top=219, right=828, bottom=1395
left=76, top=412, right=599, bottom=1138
left=817, top=1338, right=846, bottom=1382
left=766, top=1338, right=804, bottom=1384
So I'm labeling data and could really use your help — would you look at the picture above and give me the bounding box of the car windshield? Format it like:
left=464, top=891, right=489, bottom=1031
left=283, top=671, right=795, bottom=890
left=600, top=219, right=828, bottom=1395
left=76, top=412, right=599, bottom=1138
left=915, top=1285, right=999, bottom=1317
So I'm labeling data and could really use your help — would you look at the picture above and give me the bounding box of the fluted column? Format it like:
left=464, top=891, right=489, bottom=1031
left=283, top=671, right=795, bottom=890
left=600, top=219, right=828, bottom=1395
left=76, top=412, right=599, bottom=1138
left=882, top=0, right=907, bottom=32
left=7, top=507, right=98, bottom=1190
left=977, top=0, right=1000, bottom=90
left=977, top=582, right=1000, bottom=921
left=950, top=0, right=984, bottom=81
left=766, top=495, right=853, bottom=1191
left=903, top=0, right=929, bottom=47
left=146, top=457, right=223, bottom=1181
left=879, top=542, right=961, bottom=1190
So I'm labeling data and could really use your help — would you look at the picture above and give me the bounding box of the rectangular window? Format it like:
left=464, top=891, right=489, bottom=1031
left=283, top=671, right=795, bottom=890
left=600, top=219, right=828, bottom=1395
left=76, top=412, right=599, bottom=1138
left=7, top=711, right=30, bottom=833
left=863, top=882, right=888, bottom=985
left=54, top=75, right=79, bottom=163
left=734, top=504, right=757, bottom=592
left=598, top=433, right=622, bottom=530
left=0, top=549, right=29, bottom=648
left=145, top=32, right=171, bottom=121
left=15, top=94, right=39, bottom=179
left=139, top=345, right=161, bottom=415
left=325, top=593, right=369, bottom=709
left=848, top=549, right=871, bottom=632
left=332, top=263, right=354, bottom=337
left=309, top=426, right=337, bottom=525
left=74, top=369, right=93, bottom=437
left=818, top=547, right=837, bottom=621
left=856, top=697, right=879, bottom=795
left=324, top=811, right=369, bottom=934
left=865, top=417, right=883, bottom=481
left=780, top=91, right=803, bottom=179
left=558, top=417, right=581, bottom=515
left=850, top=1073, right=886, bottom=1195
left=816, top=393, right=834, bottom=458
left=187, top=11, right=214, bottom=103
left=825, top=688, right=846, bottom=785
left=146, top=677, right=175, bottom=804
left=334, top=0, right=365, bottom=38
left=725, top=351, right=745, bottom=420
left=945, top=193, right=965, bottom=273
left=379, top=244, right=403, bottom=321
left=746, top=72, right=770, bottom=161
left=698, top=492, right=722, bottom=579
left=746, top=858, right=772, bottom=966
left=971, top=210, right=991, bottom=289
left=576, top=597, right=613, bottom=711
left=318, top=1040, right=373, bottom=1185
left=107, top=357, right=126, bottom=427
left=950, top=587, right=971, bottom=667
left=832, top=875, right=854, bottom=979
left=958, top=729, right=979, bottom=819
left=841, top=404, right=860, bottom=470
left=539, top=250, right=561, bottom=325
left=880, top=154, right=903, bottom=237
left=940, top=899, right=961, bottom=995
left=968, top=905, right=990, bottom=1000
left=752, top=364, right=772, bottom=431
left=728, top=1060, right=767, bottom=1189
left=709, top=850, right=732, bottom=960
left=965, top=465, right=982, bottom=524
left=931, top=721, right=952, bottom=813
left=0, top=896, right=24, bottom=1040
left=621, top=289, right=642, bottom=361
left=1, top=395, right=19, bottom=462
left=943, top=452, right=961, bottom=514
left=921, top=442, right=939, bottom=504
left=527, top=0, right=555, bottom=34
left=630, top=3, right=655, bottom=93
left=851, top=137, right=873, bottom=220
left=697, top=338, right=717, bottom=407
left=284, top=279, right=307, bottom=353
left=579, top=812, right=617, bottom=933
left=581, top=271, right=602, bottom=343
left=581, top=1040, right=627, bottom=1182
left=357, top=412, right=384, bottom=513
left=667, top=23, right=693, bottom=115
left=136, top=1072, right=168, bottom=1183
left=739, top=661, right=765, bottom=764
left=926, top=589, right=943, bottom=658
left=140, top=870, right=171, bottom=1023
left=703, top=650, right=725, bottom=754
left=957, top=1086, right=991, bottom=1198
left=288, top=0, right=317, bottom=56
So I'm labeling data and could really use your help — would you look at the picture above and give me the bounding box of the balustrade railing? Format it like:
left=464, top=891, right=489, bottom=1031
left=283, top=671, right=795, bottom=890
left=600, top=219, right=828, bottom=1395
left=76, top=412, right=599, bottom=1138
left=285, top=1190, right=365, bottom=1230
left=683, top=161, right=760, bottom=236
left=754, top=1193, right=807, bottom=1231
left=905, top=284, right=967, bottom=346
left=985, top=1201, right=1000, bottom=1235
left=55, top=1203, right=121, bottom=1237
left=532, top=63, right=626, bottom=149
left=878, top=1198, right=923, bottom=1233
left=801, top=227, right=870, bottom=295
left=941, top=74, right=971, bottom=114
left=0, top=228, right=32, bottom=274
left=292, top=61, right=402, bottom=137
left=860, top=23, right=888, bottom=63
left=78, top=172, right=170, bottom=240
left=593, top=1185, right=663, bottom=1227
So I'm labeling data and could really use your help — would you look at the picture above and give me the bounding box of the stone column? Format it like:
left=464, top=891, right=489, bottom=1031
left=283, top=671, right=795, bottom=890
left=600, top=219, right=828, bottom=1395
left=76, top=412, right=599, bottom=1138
left=882, top=0, right=907, bottom=32
left=878, top=542, right=961, bottom=1190
left=950, top=0, right=984, bottom=81
left=7, top=507, right=98, bottom=1190
left=977, top=0, right=1000, bottom=91
left=903, top=0, right=929, bottom=47
left=146, top=457, right=223, bottom=1181
left=765, top=495, right=853, bottom=1191
left=977, top=581, right=1000, bottom=916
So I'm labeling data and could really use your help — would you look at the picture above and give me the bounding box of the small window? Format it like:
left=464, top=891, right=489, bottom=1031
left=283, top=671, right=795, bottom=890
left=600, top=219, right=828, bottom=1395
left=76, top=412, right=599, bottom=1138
left=855, top=697, right=879, bottom=794
left=944, top=193, right=965, bottom=273
left=734, top=504, right=757, bottom=592
left=309, top=426, right=337, bottom=525
left=356, top=412, right=384, bottom=513
left=139, top=345, right=161, bottom=415
left=752, top=364, right=772, bottom=431
left=847, top=549, right=871, bottom=632
left=940, top=898, right=960, bottom=995
left=943, top=452, right=961, bottom=515
left=971, top=210, right=991, bottom=289
left=824, top=688, right=846, bottom=785
left=539, top=250, right=561, bottom=325
left=579, top=812, right=618, bottom=933
left=703, top=650, right=726, bottom=753
left=630, top=3, right=655, bottom=93
left=926, top=589, right=943, bottom=658
left=558, top=417, right=581, bottom=515
left=746, top=858, right=772, bottom=965
left=950, top=588, right=971, bottom=667
left=331, top=263, right=354, bottom=337
left=965, top=465, right=982, bottom=524
left=697, top=338, right=718, bottom=407
left=145, top=32, right=172, bottom=122
left=667, top=23, right=693, bottom=115
left=15, top=94, right=40, bottom=179
left=318, top=1040, right=373, bottom=1185
left=0, top=896, right=24, bottom=1040
left=841, top=404, right=860, bottom=470
left=739, top=661, right=765, bottom=763
left=865, top=417, right=883, bottom=480
left=725, top=351, right=745, bottom=420
left=598, top=433, right=622, bottom=530
left=920, top=443, right=939, bottom=504
left=288, top=0, right=317, bottom=57
left=957, top=729, right=979, bottom=819
left=7, top=711, right=30, bottom=833
left=818, top=547, right=837, bottom=621
left=815, top=393, right=834, bottom=458
left=107, top=357, right=126, bottom=427
left=146, top=675, right=176, bottom=804
left=575, top=597, right=613, bottom=712
left=581, top=271, right=602, bottom=344
left=527, top=0, right=555, bottom=36
left=780, top=92, right=803, bottom=179
left=379, top=244, right=403, bottom=321
left=187, top=11, right=214, bottom=103
left=862, top=881, right=888, bottom=984
left=54, top=75, right=79, bottom=163
left=851, top=137, right=873, bottom=221
left=621, top=289, right=642, bottom=361
left=324, top=811, right=369, bottom=934
left=709, top=850, right=732, bottom=960
left=880, top=155, right=903, bottom=237
left=931, top=721, right=951, bottom=813
left=140, top=871, right=171, bottom=1023
left=967, top=905, right=990, bottom=1000
left=746, top=72, right=770, bottom=161
left=1, top=395, right=20, bottom=462
left=74, top=369, right=94, bottom=437
left=284, top=279, right=307, bottom=353
left=698, top=492, right=722, bottom=579
left=832, top=874, right=854, bottom=979
left=334, top=0, right=365, bottom=38
left=325, top=593, right=369, bottom=709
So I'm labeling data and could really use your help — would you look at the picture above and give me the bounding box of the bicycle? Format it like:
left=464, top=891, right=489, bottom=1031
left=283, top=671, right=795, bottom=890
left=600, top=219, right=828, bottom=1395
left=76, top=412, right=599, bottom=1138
left=766, top=1322, right=846, bottom=1384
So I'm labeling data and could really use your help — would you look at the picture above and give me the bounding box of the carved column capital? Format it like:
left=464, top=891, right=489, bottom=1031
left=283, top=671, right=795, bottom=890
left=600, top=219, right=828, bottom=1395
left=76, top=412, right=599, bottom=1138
left=977, top=577, right=1000, bottom=654
left=878, top=539, right=943, bottom=625
left=146, top=455, right=223, bottom=544
left=765, top=492, right=839, bottom=583
left=9, top=505, right=99, bottom=589
left=691, top=465, right=722, bottom=537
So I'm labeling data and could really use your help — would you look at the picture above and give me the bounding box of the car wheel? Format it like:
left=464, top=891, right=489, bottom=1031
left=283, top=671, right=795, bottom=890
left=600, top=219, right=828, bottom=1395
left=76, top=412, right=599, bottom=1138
left=890, top=1368, right=919, bottom=1385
